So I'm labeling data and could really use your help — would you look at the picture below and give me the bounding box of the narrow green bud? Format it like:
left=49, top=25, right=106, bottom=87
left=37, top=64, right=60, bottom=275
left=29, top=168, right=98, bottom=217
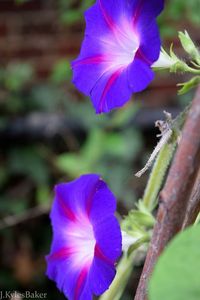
left=179, top=31, right=200, bottom=65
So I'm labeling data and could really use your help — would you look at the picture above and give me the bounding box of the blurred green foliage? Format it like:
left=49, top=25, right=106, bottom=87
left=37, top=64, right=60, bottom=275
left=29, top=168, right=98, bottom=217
left=58, top=0, right=94, bottom=24
left=159, top=0, right=200, bottom=37
left=57, top=126, right=142, bottom=205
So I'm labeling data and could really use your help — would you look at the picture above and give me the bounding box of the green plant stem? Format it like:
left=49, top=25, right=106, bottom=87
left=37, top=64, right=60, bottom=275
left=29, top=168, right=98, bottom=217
left=143, top=141, right=176, bottom=211
left=142, top=104, right=190, bottom=212
left=101, top=107, right=190, bottom=300
left=99, top=253, right=135, bottom=300
left=185, top=65, right=200, bottom=75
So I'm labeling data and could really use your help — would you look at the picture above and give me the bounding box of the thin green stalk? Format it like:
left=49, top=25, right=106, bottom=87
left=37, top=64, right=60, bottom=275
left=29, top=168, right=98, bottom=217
left=142, top=104, right=190, bottom=211
left=143, top=141, right=176, bottom=211
left=99, top=253, right=135, bottom=300
left=100, top=107, right=190, bottom=300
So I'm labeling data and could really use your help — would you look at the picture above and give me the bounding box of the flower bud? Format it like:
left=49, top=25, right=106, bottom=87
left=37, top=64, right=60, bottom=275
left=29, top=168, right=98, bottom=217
left=179, top=31, right=200, bottom=64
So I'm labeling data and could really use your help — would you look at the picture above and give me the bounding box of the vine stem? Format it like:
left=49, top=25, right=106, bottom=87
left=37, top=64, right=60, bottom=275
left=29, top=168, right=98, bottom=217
left=142, top=141, right=176, bottom=211
left=183, top=168, right=200, bottom=227
left=134, top=85, right=200, bottom=300
left=141, top=102, right=190, bottom=211
left=101, top=106, right=189, bottom=300
left=185, top=65, right=200, bottom=75
left=99, top=253, right=135, bottom=300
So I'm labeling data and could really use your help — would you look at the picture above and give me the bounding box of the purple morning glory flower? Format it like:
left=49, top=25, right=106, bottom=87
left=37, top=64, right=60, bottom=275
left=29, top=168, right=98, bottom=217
left=46, top=174, right=122, bottom=300
left=72, top=0, right=164, bottom=114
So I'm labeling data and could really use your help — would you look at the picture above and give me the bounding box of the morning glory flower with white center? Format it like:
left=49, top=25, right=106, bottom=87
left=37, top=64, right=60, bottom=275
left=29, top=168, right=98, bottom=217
left=46, top=174, right=122, bottom=300
left=72, top=0, right=164, bottom=114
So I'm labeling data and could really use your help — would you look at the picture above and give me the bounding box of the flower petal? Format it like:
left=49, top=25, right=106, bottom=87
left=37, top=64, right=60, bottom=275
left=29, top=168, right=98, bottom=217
left=91, top=68, right=132, bottom=113
left=89, top=180, right=117, bottom=223
left=54, top=174, right=101, bottom=218
left=93, top=215, right=122, bottom=262
left=133, top=0, right=164, bottom=21
left=46, top=256, right=79, bottom=298
left=72, top=51, right=109, bottom=96
left=128, top=58, right=154, bottom=92
left=89, top=255, right=116, bottom=295
left=136, top=20, right=161, bottom=64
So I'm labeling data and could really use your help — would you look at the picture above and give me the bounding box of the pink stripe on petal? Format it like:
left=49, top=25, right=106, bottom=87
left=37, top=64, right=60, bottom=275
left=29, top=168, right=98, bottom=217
left=133, top=0, right=143, bottom=25
left=58, top=196, right=77, bottom=222
left=98, top=0, right=129, bottom=41
left=99, top=0, right=115, bottom=31
left=73, top=55, right=108, bottom=67
left=99, top=68, right=124, bottom=113
left=136, top=49, right=152, bottom=65
left=74, top=266, right=89, bottom=300
left=95, top=244, right=114, bottom=266
left=48, top=247, right=73, bottom=261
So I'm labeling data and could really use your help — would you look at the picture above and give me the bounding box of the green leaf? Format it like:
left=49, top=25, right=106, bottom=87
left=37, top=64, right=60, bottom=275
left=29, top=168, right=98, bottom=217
left=108, top=102, right=140, bottom=128
left=5, top=63, right=34, bottom=91
left=149, top=225, right=200, bottom=300
left=60, top=10, right=82, bottom=24
left=0, top=196, right=28, bottom=215
left=177, top=76, right=200, bottom=95
left=56, top=153, right=91, bottom=177
left=8, top=147, right=49, bottom=185
left=50, top=60, right=72, bottom=83
left=81, top=128, right=105, bottom=163
left=36, top=185, right=51, bottom=205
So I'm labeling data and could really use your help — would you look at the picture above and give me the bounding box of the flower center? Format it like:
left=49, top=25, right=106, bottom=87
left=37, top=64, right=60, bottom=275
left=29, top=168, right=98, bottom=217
left=67, top=215, right=96, bottom=268
left=101, top=17, right=140, bottom=71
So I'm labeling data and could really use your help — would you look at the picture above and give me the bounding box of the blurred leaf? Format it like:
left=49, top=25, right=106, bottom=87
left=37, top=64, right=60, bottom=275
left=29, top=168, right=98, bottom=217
left=56, top=153, right=90, bottom=178
left=149, top=225, right=200, bottom=300
left=159, top=0, right=200, bottom=38
left=36, top=185, right=51, bottom=205
left=51, top=60, right=72, bottom=83
left=109, top=102, right=140, bottom=128
left=60, top=10, right=82, bottom=24
left=177, top=76, right=200, bottom=95
left=99, top=162, right=133, bottom=201
left=30, top=84, right=65, bottom=111
left=81, top=0, right=95, bottom=10
left=56, top=125, right=142, bottom=207
left=0, top=271, right=17, bottom=289
left=5, top=95, right=24, bottom=113
left=8, top=147, right=49, bottom=185
left=4, top=63, right=34, bottom=92
left=81, top=128, right=105, bottom=162
left=56, top=127, right=142, bottom=178
left=0, top=196, right=28, bottom=215
left=0, top=167, right=8, bottom=188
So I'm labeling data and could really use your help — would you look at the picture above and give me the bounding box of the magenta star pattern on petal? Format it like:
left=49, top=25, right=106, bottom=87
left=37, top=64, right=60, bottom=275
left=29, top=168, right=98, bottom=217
left=46, top=174, right=122, bottom=300
left=72, top=0, right=164, bottom=114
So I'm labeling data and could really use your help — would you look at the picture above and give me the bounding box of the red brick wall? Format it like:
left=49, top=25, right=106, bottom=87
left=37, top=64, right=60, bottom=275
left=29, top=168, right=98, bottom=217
left=0, top=0, right=82, bottom=78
